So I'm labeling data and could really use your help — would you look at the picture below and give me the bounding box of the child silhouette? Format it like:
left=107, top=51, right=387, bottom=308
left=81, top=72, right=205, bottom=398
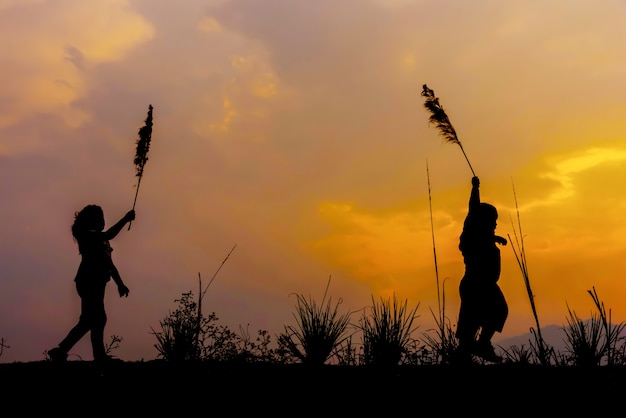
left=47, top=205, right=135, bottom=362
left=454, top=176, right=508, bottom=364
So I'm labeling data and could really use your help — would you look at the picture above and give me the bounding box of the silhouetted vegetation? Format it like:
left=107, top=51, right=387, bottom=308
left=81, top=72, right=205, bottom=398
left=0, top=338, right=8, bottom=357
left=508, top=179, right=554, bottom=366
left=560, top=287, right=626, bottom=366
left=422, top=303, right=458, bottom=365
left=357, top=294, right=421, bottom=367
left=151, top=290, right=284, bottom=364
left=277, top=277, right=352, bottom=366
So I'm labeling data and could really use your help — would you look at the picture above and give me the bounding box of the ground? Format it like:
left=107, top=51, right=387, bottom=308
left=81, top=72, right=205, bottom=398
left=1, top=360, right=624, bottom=415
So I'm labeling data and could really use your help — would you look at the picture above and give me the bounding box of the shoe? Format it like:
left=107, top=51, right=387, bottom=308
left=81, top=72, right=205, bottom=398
left=93, top=355, right=123, bottom=364
left=449, top=344, right=474, bottom=366
left=473, top=341, right=502, bottom=363
left=47, top=347, right=67, bottom=362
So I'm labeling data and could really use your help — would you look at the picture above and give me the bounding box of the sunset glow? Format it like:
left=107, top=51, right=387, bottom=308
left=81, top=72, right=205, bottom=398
left=1, top=0, right=626, bottom=363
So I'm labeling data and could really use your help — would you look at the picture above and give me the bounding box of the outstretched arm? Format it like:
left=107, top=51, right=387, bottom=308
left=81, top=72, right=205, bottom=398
left=468, top=176, right=481, bottom=214
left=495, top=235, right=507, bottom=246
left=103, top=210, right=135, bottom=240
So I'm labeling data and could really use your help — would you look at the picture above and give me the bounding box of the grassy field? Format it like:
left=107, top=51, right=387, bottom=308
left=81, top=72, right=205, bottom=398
left=1, top=360, right=624, bottom=415
left=3, top=282, right=625, bottom=416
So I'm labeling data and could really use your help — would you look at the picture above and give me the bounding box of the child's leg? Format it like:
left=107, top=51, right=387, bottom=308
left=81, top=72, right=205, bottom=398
left=477, top=328, right=496, bottom=345
left=474, top=327, right=501, bottom=362
left=89, top=286, right=108, bottom=360
left=55, top=284, right=92, bottom=353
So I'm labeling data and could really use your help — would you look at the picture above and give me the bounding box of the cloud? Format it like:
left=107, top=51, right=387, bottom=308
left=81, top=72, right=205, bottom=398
left=3, top=0, right=626, bottom=362
left=0, top=0, right=154, bottom=138
left=303, top=198, right=463, bottom=297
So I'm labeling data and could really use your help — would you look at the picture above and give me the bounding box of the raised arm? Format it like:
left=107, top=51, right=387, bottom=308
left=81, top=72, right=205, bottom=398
left=468, top=176, right=481, bottom=215
left=103, top=210, right=135, bottom=240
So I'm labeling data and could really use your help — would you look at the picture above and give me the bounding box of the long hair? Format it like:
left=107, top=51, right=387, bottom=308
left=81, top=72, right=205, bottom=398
left=71, top=205, right=104, bottom=243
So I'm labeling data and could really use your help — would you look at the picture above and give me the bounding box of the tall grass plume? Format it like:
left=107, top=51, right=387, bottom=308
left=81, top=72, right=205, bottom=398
left=129, top=104, right=154, bottom=230
left=421, top=84, right=475, bottom=176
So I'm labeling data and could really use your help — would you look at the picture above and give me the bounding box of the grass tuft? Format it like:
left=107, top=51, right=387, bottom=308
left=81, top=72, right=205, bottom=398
left=358, top=294, right=420, bottom=367
left=278, top=276, right=352, bottom=366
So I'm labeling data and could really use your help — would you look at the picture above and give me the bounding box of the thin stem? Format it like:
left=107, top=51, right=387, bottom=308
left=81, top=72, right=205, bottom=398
left=457, top=143, right=476, bottom=177
left=200, top=243, right=237, bottom=302
left=426, top=160, right=442, bottom=327
left=127, top=174, right=142, bottom=230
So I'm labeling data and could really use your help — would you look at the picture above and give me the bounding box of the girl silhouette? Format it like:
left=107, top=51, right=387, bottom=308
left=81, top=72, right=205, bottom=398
left=47, top=205, right=135, bottom=362
left=455, top=176, right=508, bottom=363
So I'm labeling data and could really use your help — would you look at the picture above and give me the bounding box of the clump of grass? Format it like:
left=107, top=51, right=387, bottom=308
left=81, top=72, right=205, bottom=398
left=358, top=294, right=420, bottom=367
left=499, top=344, right=535, bottom=365
left=421, top=278, right=458, bottom=365
left=333, top=335, right=360, bottom=366
left=588, top=286, right=626, bottom=366
left=563, top=304, right=604, bottom=367
left=422, top=307, right=458, bottom=365
left=562, top=287, right=626, bottom=367
left=278, top=276, right=352, bottom=366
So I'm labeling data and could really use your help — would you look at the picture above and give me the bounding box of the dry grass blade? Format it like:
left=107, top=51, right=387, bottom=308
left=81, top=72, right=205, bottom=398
left=587, top=286, right=626, bottom=366
left=508, top=178, right=552, bottom=365
left=421, top=85, right=459, bottom=145
left=422, top=159, right=452, bottom=364
left=426, top=160, right=443, bottom=328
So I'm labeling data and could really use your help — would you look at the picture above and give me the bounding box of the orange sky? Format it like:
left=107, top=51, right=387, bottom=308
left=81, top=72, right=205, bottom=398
left=1, top=0, right=626, bottom=363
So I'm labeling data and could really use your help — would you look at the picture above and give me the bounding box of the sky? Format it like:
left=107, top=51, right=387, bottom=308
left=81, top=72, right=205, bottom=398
left=1, top=0, right=626, bottom=363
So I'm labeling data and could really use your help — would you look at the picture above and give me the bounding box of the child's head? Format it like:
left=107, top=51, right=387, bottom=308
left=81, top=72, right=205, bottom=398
left=72, top=205, right=105, bottom=239
left=477, top=202, right=498, bottom=231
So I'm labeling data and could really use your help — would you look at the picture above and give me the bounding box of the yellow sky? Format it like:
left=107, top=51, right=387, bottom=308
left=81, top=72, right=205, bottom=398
left=1, top=0, right=626, bottom=363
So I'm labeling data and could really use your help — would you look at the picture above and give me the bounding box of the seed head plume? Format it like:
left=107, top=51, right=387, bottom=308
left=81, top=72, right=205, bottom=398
left=134, top=104, right=153, bottom=179
left=129, top=104, right=154, bottom=230
left=421, top=85, right=475, bottom=176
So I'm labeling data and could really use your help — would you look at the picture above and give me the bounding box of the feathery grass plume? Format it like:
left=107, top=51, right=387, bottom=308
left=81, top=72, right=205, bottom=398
left=129, top=104, right=154, bottom=230
left=421, top=84, right=475, bottom=176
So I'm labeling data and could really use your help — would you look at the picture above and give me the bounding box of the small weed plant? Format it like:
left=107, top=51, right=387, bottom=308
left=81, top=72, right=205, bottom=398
left=152, top=290, right=284, bottom=363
